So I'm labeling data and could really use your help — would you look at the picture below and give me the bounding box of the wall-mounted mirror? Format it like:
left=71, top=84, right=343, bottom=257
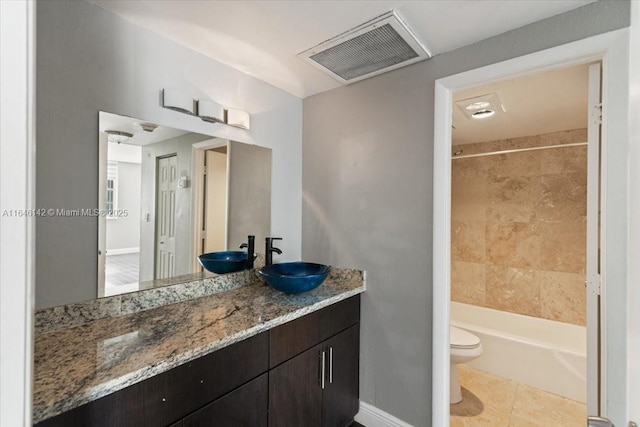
left=98, top=112, right=271, bottom=297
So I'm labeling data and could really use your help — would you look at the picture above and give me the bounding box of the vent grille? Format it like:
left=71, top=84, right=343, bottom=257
left=299, top=11, right=431, bottom=84
left=309, top=24, right=418, bottom=81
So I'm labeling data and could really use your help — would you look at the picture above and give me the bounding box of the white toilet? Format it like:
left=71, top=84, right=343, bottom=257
left=450, top=325, right=483, bottom=404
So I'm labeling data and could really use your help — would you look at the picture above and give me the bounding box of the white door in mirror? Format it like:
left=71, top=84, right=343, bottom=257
left=155, top=155, right=177, bottom=279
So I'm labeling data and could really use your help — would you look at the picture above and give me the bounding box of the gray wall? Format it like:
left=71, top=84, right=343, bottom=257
left=36, top=0, right=302, bottom=308
left=301, top=1, right=630, bottom=425
left=227, top=141, right=272, bottom=252
left=105, top=161, right=141, bottom=252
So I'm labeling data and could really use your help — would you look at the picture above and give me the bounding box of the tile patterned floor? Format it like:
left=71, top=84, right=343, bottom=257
left=450, top=365, right=586, bottom=427
left=105, top=253, right=140, bottom=295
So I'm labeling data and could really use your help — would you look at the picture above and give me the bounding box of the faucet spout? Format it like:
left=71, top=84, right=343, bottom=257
left=265, top=237, right=282, bottom=266
left=239, top=235, right=255, bottom=269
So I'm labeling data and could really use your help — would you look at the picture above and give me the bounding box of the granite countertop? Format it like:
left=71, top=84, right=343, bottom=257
left=33, top=269, right=365, bottom=424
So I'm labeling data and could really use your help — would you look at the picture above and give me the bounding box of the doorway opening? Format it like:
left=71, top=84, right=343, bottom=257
left=431, top=29, right=631, bottom=427
left=448, top=62, right=597, bottom=426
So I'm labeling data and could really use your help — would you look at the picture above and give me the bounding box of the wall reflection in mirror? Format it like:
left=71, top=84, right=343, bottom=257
left=98, top=112, right=271, bottom=297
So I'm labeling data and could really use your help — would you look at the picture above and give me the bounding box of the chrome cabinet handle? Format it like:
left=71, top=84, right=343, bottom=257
left=329, top=347, right=333, bottom=384
left=319, top=350, right=326, bottom=390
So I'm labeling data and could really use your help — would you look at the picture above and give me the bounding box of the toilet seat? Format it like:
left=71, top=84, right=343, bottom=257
left=450, top=326, right=480, bottom=349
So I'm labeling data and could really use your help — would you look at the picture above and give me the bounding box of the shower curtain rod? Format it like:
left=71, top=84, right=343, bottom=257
left=451, top=141, right=587, bottom=160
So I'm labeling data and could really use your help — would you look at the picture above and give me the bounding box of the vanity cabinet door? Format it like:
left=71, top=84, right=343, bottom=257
left=268, top=344, right=323, bottom=427
left=183, top=373, right=268, bottom=427
left=268, top=323, right=360, bottom=427
left=321, top=324, right=360, bottom=427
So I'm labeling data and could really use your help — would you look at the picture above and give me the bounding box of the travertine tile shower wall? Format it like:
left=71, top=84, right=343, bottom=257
left=451, top=129, right=587, bottom=325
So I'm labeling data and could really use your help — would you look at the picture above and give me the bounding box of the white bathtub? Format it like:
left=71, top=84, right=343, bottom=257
left=450, top=301, right=586, bottom=403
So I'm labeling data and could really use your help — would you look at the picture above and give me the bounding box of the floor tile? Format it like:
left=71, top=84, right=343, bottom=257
left=450, top=365, right=586, bottom=427
left=509, top=383, right=586, bottom=427
left=455, top=364, right=518, bottom=414
left=105, top=253, right=140, bottom=289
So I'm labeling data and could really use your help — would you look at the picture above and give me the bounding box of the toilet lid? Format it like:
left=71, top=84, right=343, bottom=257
left=450, top=326, right=480, bottom=349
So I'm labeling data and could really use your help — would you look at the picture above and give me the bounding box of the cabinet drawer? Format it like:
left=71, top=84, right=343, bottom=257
left=270, top=295, right=360, bottom=368
left=144, top=331, right=269, bottom=426
left=183, top=373, right=268, bottom=427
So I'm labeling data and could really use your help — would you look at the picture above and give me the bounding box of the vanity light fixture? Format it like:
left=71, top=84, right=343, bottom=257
left=105, top=130, right=133, bottom=144
left=226, top=108, right=251, bottom=130
left=196, top=99, right=225, bottom=124
left=162, top=88, right=195, bottom=115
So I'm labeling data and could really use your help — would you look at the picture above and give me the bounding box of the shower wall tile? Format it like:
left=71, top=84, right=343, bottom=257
left=534, top=128, right=587, bottom=147
left=451, top=261, right=486, bottom=306
left=540, top=222, right=586, bottom=274
left=486, top=266, right=541, bottom=317
left=540, top=271, right=586, bottom=325
left=534, top=201, right=587, bottom=224
left=540, top=145, right=587, bottom=174
left=541, top=172, right=587, bottom=205
left=452, top=157, right=488, bottom=204
left=488, top=151, right=541, bottom=178
left=488, top=175, right=541, bottom=206
left=486, top=222, right=541, bottom=269
left=451, top=130, right=587, bottom=326
left=451, top=201, right=486, bottom=221
left=486, top=203, right=535, bottom=223
left=452, top=220, right=487, bottom=263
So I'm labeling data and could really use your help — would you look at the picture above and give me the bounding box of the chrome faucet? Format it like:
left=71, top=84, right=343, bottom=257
left=265, top=237, right=282, bottom=266
left=239, top=235, right=255, bottom=269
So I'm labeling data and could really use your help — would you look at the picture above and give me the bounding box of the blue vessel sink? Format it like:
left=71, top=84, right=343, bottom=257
left=258, top=262, right=330, bottom=294
left=198, top=251, right=248, bottom=274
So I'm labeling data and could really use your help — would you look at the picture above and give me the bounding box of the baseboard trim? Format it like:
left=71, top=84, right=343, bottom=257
left=354, top=401, right=413, bottom=427
left=106, top=247, right=139, bottom=256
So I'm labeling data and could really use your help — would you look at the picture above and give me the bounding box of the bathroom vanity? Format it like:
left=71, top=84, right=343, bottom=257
left=33, top=269, right=364, bottom=427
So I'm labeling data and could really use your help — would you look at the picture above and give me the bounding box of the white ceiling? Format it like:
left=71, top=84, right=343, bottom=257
left=88, top=0, right=595, bottom=98
left=99, top=111, right=190, bottom=146
left=452, top=63, right=590, bottom=145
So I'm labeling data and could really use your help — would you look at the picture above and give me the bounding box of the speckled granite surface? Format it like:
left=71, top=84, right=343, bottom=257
left=33, top=268, right=365, bottom=424
left=35, top=268, right=261, bottom=333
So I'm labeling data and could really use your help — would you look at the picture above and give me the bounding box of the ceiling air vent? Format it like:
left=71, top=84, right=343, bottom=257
left=298, top=10, right=431, bottom=84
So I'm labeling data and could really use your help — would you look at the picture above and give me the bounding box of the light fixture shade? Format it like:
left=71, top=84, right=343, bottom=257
left=226, top=109, right=251, bottom=130
left=197, top=100, right=225, bottom=123
left=105, top=130, right=133, bottom=144
left=162, top=89, right=194, bottom=115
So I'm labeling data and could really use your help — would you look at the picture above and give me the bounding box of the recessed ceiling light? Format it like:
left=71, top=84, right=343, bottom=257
left=471, top=109, right=495, bottom=119
left=465, top=101, right=491, bottom=111
left=455, top=93, right=504, bottom=120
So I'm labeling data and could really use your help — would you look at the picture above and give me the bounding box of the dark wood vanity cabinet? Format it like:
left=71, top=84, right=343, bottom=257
left=36, top=332, right=269, bottom=427
left=269, top=296, right=360, bottom=427
left=35, top=295, right=360, bottom=427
